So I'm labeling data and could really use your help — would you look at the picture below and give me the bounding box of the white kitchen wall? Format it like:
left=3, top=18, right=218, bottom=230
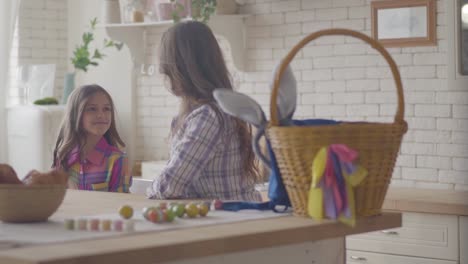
left=136, top=0, right=468, bottom=190
left=8, top=0, right=68, bottom=105
left=9, top=0, right=468, bottom=190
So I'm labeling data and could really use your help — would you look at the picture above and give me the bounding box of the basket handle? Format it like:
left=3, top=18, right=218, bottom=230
left=270, top=28, right=405, bottom=126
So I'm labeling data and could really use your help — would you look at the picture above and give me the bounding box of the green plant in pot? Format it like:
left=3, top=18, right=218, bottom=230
left=63, top=17, right=123, bottom=104
left=191, top=0, right=217, bottom=23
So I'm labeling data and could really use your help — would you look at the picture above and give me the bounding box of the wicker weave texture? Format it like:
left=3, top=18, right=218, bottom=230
left=267, top=29, right=407, bottom=217
left=268, top=123, right=406, bottom=217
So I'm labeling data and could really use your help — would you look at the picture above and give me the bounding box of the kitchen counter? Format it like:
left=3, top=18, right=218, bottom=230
left=0, top=190, right=401, bottom=264
left=383, top=187, right=468, bottom=216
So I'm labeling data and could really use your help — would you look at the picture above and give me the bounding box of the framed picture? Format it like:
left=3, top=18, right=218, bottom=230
left=460, top=0, right=468, bottom=75
left=371, top=0, right=436, bottom=47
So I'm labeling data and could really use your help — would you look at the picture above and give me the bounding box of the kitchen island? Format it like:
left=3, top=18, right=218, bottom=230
left=0, top=190, right=401, bottom=264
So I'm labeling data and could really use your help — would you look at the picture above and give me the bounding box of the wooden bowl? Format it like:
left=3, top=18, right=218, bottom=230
left=0, top=184, right=66, bottom=223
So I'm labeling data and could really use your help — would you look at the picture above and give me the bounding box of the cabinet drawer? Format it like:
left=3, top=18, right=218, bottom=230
left=461, top=216, right=468, bottom=264
left=347, top=250, right=457, bottom=264
left=346, top=212, right=458, bottom=260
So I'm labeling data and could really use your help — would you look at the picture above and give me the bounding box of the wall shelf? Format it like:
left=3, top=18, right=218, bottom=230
left=101, top=15, right=249, bottom=71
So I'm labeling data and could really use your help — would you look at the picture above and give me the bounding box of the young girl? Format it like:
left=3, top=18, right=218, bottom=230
left=146, top=21, right=262, bottom=202
left=53, top=84, right=131, bottom=192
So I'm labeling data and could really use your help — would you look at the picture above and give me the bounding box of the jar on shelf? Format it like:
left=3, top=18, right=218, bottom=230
left=146, top=0, right=160, bottom=22
left=132, top=0, right=145, bottom=22
left=121, top=0, right=145, bottom=23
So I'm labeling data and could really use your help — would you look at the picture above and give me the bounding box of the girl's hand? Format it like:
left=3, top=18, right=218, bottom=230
left=23, top=169, right=69, bottom=185
left=22, top=170, right=39, bottom=184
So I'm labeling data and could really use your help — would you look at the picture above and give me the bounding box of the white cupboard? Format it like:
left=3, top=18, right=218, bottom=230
left=347, top=212, right=462, bottom=264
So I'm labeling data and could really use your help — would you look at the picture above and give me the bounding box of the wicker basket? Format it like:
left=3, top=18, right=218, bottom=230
left=0, top=184, right=66, bottom=223
left=267, top=29, right=408, bottom=217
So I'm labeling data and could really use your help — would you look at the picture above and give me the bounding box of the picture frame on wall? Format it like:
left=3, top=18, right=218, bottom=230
left=459, top=0, right=468, bottom=75
left=371, top=0, right=436, bottom=47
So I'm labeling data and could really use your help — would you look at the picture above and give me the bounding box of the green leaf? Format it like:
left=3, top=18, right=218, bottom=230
left=92, top=49, right=103, bottom=59
left=191, top=0, right=216, bottom=23
left=82, top=32, right=93, bottom=45
left=70, top=18, right=121, bottom=72
left=90, top=17, right=98, bottom=29
left=115, top=42, right=124, bottom=50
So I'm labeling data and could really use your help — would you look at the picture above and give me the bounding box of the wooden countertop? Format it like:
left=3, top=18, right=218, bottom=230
left=383, top=187, right=468, bottom=216
left=0, top=190, right=401, bottom=264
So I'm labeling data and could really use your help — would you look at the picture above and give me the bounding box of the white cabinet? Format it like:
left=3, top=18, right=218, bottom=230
left=347, top=212, right=460, bottom=263
left=7, top=105, right=65, bottom=178
left=461, top=216, right=468, bottom=264
left=347, top=250, right=456, bottom=264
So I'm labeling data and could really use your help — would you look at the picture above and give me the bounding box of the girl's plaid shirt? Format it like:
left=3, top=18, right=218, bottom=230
left=147, top=104, right=261, bottom=202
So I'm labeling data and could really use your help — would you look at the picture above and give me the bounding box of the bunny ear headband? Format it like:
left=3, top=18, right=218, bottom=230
left=213, top=62, right=297, bottom=167
left=214, top=61, right=297, bottom=127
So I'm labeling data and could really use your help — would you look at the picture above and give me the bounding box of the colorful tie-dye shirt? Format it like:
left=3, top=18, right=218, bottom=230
left=65, top=137, right=131, bottom=192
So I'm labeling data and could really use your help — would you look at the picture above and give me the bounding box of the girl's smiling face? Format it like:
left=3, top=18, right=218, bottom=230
left=82, top=92, right=112, bottom=138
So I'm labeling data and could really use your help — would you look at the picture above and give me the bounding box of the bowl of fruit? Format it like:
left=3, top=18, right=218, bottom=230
left=0, top=164, right=68, bottom=223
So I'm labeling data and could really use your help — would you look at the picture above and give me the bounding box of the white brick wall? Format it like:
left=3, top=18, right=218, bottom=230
left=131, top=0, right=468, bottom=190
left=8, top=0, right=461, bottom=190
left=8, top=0, right=67, bottom=105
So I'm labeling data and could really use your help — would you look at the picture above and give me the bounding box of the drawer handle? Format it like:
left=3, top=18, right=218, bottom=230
left=381, top=230, right=399, bottom=235
left=350, top=256, right=367, bottom=261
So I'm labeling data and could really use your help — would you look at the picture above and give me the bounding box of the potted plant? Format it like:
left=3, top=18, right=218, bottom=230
left=63, top=17, right=123, bottom=103
left=191, top=0, right=217, bottom=23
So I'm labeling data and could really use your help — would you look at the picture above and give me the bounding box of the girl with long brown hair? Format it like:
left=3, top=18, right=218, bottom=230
left=53, top=84, right=131, bottom=192
left=146, top=21, right=261, bottom=201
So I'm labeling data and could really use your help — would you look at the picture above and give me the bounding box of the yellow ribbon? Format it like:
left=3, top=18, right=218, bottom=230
left=338, top=165, right=367, bottom=227
left=307, top=147, right=327, bottom=220
left=307, top=146, right=368, bottom=227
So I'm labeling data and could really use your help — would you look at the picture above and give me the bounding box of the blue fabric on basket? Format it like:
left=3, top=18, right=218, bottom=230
left=221, top=119, right=340, bottom=212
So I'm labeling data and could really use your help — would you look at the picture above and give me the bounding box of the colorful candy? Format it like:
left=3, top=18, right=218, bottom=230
left=101, top=219, right=112, bottom=231
left=64, top=219, right=75, bottom=230
left=147, top=209, right=159, bottom=223
left=164, top=209, right=175, bottom=222
left=88, top=218, right=100, bottom=231
left=197, top=203, right=209, bottom=217
left=171, top=203, right=185, bottom=218
left=185, top=203, right=199, bottom=218
left=124, top=220, right=135, bottom=232
left=113, top=220, right=123, bottom=231
left=212, top=199, right=223, bottom=210
left=77, top=218, right=87, bottom=230
left=119, top=205, right=134, bottom=219
left=65, top=218, right=132, bottom=232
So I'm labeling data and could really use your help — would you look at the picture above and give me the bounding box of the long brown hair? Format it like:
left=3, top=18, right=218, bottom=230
left=159, top=21, right=259, bottom=181
left=53, top=84, right=125, bottom=169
